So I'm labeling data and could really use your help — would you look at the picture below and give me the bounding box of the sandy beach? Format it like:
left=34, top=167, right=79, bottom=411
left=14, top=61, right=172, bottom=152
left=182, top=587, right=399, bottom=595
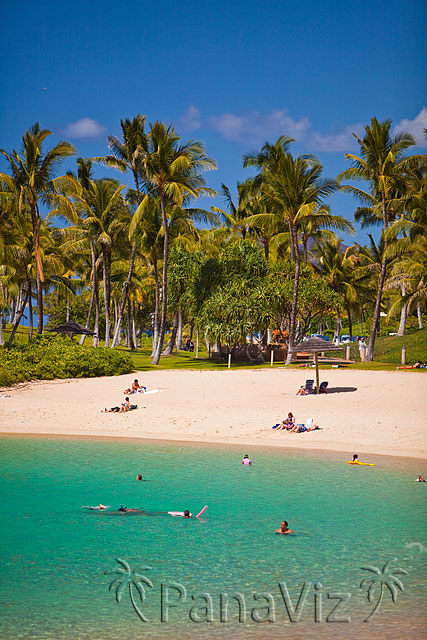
left=1, top=368, right=426, bottom=459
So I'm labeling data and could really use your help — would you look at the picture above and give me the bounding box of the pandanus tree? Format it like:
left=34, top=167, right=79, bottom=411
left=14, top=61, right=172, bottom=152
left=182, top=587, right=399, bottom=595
left=338, top=117, right=415, bottom=360
left=95, top=115, right=150, bottom=347
left=0, top=123, right=75, bottom=333
left=244, top=140, right=338, bottom=363
left=139, top=122, right=216, bottom=364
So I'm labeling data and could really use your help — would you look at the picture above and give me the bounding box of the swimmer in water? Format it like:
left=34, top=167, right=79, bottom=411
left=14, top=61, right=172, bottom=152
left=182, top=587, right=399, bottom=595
left=242, top=454, right=252, bottom=465
left=352, top=454, right=358, bottom=462
left=136, top=474, right=142, bottom=480
left=183, top=510, right=192, bottom=518
left=415, top=474, right=426, bottom=482
left=118, top=504, right=128, bottom=512
left=275, top=520, right=294, bottom=534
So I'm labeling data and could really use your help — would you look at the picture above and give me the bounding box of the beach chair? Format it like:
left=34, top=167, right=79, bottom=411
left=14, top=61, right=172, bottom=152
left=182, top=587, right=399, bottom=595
left=304, top=379, right=314, bottom=393
left=319, top=381, right=328, bottom=393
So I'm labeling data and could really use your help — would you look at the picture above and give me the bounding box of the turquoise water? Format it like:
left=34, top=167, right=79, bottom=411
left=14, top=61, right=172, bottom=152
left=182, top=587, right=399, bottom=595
left=0, top=437, right=426, bottom=639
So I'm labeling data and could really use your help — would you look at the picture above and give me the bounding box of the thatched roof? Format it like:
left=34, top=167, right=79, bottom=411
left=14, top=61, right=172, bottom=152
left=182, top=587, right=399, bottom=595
left=48, top=321, right=95, bottom=336
left=290, top=336, right=342, bottom=353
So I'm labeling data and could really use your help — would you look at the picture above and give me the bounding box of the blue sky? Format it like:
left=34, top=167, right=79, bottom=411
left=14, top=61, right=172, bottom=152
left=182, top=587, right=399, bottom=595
left=1, top=0, right=426, bottom=244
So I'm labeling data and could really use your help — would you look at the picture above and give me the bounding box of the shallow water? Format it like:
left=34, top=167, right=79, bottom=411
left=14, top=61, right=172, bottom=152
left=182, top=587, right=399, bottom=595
left=0, top=437, right=426, bottom=639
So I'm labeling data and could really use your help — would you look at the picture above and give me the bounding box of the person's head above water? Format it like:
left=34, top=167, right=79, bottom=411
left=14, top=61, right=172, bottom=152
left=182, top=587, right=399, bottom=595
left=352, top=454, right=358, bottom=461
left=244, top=454, right=249, bottom=458
left=136, top=474, right=142, bottom=480
left=184, top=509, right=191, bottom=518
left=281, top=521, right=288, bottom=528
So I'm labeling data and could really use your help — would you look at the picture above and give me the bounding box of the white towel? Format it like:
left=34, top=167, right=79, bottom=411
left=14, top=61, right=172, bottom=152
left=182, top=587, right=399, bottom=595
left=143, top=389, right=162, bottom=395
left=305, top=418, right=313, bottom=428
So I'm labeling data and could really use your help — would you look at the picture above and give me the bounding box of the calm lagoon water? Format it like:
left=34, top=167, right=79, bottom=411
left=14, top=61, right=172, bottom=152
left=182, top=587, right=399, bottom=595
left=0, top=437, right=426, bottom=639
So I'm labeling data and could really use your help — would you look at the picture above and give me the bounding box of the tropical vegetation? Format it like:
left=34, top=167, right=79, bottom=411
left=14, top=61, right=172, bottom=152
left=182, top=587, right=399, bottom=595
left=0, top=116, right=426, bottom=381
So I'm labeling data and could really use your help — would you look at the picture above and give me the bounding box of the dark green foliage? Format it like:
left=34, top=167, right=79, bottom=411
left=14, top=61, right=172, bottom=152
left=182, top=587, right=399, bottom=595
left=0, top=334, right=133, bottom=387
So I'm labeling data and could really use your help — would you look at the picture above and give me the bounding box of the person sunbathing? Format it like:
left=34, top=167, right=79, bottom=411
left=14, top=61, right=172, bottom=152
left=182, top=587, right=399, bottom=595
left=120, top=397, right=131, bottom=413
left=296, top=385, right=310, bottom=396
left=288, top=422, right=319, bottom=433
left=124, top=379, right=147, bottom=394
left=397, top=360, right=426, bottom=370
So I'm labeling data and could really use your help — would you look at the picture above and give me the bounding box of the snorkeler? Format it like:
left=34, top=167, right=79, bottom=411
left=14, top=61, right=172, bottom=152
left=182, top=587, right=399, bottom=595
left=275, top=520, right=294, bottom=534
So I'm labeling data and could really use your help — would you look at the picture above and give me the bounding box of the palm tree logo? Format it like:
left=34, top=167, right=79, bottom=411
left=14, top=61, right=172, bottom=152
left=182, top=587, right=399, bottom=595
left=360, top=558, right=408, bottom=621
left=108, top=558, right=153, bottom=622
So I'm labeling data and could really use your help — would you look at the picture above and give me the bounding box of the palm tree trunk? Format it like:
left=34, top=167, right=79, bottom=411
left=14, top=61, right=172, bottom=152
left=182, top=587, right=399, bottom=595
left=152, top=193, right=169, bottom=364
left=102, top=246, right=111, bottom=347
left=151, top=259, right=160, bottom=356
left=111, top=243, right=137, bottom=348
left=132, top=300, right=138, bottom=348
left=285, top=222, right=300, bottom=364
left=8, top=289, right=29, bottom=346
left=81, top=242, right=97, bottom=345
left=0, top=313, right=4, bottom=345
left=93, top=281, right=99, bottom=347
left=417, top=301, right=423, bottom=329
left=176, top=309, right=183, bottom=349
left=334, top=308, right=341, bottom=343
left=127, top=299, right=135, bottom=349
left=162, top=311, right=178, bottom=355
left=367, top=192, right=388, bottom=361
left=347, top=306, right=353, bottom=340
left=397, top=284, right=407, bottom=336
left=30, top=204, right=44, bottom=334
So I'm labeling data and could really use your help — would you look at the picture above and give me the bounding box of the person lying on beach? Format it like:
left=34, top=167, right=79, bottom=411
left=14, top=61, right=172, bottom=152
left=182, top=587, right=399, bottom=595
left=102, top=399, right=137, bottom=413
left=242, top=454, right=252, bottom=465
left=124, top=379, right=147, bottom=394
left=397, top=360, right=426, bottom=370
left=275, top=520, right=294, bottom=534
left=120, top=398, right=130, bottom=413
left=288, top=422, right=319, bottom=433
left=415, top=474, right=426, bottom=482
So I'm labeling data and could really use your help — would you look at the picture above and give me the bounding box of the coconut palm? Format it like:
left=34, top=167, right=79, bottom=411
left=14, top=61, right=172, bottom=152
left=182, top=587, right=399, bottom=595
left=245, top=142, right=338, bottom=363
left=108, top=558, right=153, bottom=623
left=141, top=121, right=216, bottom=364
left=339, top=118, right=416, bottom=360
left=360, top=558, right=408, bottom=621
left=313, top=237, right=358, bottom=341
left=96, top=115, right=150, bottom=347
left=0, top=123, right=75, bottom=333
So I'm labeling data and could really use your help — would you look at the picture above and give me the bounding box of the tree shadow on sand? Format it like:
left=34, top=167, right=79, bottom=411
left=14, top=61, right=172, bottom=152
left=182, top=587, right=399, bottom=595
left=324, top=386, right=358, bottom=394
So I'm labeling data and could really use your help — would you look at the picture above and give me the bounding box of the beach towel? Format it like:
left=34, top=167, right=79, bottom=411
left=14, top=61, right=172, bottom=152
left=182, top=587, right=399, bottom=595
left=272, top=423, right=281, bottom=429
left=143, top=389, right=162, bottom=395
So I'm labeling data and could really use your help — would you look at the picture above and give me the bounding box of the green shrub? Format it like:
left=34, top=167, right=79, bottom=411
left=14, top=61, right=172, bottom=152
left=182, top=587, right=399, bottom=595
left=0, top=334, right=133, bottom=387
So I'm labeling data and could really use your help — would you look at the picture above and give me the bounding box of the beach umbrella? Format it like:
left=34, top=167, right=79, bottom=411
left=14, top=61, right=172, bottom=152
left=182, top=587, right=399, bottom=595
left=290, top=337, right=344, bottom=394
left=48, top=321, right=95, bottom=337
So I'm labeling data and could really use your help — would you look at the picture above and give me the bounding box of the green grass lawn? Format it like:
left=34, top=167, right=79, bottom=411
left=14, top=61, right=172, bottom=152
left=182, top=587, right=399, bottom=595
left=3, top=324, right=427, bottom=372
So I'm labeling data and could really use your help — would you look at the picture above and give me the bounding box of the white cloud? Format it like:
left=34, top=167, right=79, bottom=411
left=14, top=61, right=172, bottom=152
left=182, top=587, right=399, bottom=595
left=394, top=107, right=427, bottom=146
left=209, top=108, right=310, bottom=144
left=308, top=123, right=365, bottom=152
left=63, top=117, right=106, bottom=139
left=177, top=105, right=201, bottom=132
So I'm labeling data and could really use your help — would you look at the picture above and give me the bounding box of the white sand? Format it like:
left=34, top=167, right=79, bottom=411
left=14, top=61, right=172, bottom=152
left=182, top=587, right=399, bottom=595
left=1, top=368, right=426, bottom=459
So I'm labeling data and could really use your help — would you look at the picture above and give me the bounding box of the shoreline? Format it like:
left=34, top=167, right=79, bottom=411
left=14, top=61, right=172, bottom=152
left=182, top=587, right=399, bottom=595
left=1, top=368, right=426, bottom=461
left=1, top=431, right=426, bottom=465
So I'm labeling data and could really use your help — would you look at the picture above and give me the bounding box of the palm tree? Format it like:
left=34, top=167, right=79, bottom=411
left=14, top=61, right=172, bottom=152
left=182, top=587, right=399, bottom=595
left=211, top=180, right=253, bottom=240
left=339, top=117, right=416, bottom=360
left=245, top=142, right=338, bottom=363
left=0, top=123, right=75, bottom=333
left=108, top=558, right=153, bottom=623
left=96, top=115, right=150, bottom=347
left=313, top=237, right=358, bottom=341
left=142, top=121, right=216, bottom=364
left=360, top=558, right=408, bottom=621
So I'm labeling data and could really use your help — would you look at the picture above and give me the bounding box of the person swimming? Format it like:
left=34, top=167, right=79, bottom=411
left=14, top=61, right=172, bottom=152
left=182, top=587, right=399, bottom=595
left=242, top=454, right=252, bottom=465
left=275, top=520, right=294, bottom=534
left=183, top=510, right=191, bottom=518
left=118, top=504, right=128, bottom=512
left=136, top=474, right=142, bottom=480
left=415, top=474, right=426, bottom=482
